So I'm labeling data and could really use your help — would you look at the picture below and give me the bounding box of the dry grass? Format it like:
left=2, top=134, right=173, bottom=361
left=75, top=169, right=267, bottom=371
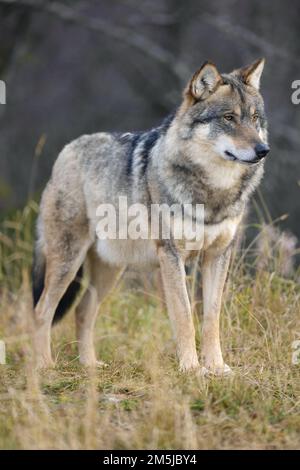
left=0, top=203, right=299, bottom=449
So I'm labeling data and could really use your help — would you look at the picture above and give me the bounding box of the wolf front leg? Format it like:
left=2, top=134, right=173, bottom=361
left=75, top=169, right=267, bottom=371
left=158, top=246, right=199, bottom=372
left=201, top=247, right=232, bottom=375
left=75, top=250, right=124, bottom=367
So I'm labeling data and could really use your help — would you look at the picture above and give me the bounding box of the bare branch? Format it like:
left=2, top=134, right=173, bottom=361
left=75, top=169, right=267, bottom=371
left=202, top=14, right=299, bottom=66
left=0, top=0, right=190, bottom=82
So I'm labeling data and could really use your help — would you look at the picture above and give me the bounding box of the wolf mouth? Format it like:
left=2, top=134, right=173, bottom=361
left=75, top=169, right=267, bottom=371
left=224, top=150, right=262, bottom=165
left=224, top=150, right=238, bottom=161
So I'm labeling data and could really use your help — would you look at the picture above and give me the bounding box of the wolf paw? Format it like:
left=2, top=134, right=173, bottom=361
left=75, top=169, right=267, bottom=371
left=200, top=363, right=233, bottom=377
left=35, top=358, right=55, bottom=370
left=95, top=360, right=108, bottom=368
left=179, top=357, right=200, bottom=373
left=80, top=358, right=108, bottom=368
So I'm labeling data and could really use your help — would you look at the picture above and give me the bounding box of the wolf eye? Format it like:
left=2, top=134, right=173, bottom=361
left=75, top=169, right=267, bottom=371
left=252, top=113, right=259, bottom=122
left=224, top=114, right=234, bottom=122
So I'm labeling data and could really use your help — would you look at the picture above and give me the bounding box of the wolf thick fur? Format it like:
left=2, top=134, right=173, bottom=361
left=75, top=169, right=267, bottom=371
left=33, top=59, right=269, bottom=374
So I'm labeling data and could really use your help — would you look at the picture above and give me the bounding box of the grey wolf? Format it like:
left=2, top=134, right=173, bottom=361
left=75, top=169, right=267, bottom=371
left=32, top=59, right=269, bottom=375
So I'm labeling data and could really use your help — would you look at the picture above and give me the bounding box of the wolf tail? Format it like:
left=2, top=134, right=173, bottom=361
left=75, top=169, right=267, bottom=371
left=32, top=227, right=83, bottom=325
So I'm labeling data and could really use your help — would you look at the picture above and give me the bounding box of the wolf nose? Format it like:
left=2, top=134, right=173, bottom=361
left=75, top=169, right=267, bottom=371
left=255, top=143, right=270, bottom=159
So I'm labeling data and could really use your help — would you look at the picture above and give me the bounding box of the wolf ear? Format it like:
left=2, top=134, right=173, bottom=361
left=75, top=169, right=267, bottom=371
left=239, top=58, right=265, bottom=90
left=186, top=62, right=222, bottom=101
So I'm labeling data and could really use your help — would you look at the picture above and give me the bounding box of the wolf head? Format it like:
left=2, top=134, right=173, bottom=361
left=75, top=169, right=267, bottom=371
left=176, top=59, right=269, bottom=165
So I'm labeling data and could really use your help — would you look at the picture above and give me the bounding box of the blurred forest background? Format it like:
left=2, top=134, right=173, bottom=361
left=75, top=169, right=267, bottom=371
left=0, top=0, right=299, bottom=242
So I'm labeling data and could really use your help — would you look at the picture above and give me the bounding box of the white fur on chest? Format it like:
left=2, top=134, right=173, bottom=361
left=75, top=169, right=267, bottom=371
left=96, top=239, right=158, bottom=267
left=95, top=216, right=240, bottom=267
left=203, top=216, right=241, bottom=250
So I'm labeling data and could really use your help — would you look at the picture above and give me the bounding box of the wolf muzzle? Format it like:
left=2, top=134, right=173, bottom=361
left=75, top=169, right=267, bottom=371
left=254, top=143, right=270, bottom=160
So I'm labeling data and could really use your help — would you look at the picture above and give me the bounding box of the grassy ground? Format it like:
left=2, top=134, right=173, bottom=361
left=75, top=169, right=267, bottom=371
left=0, top=203, right=299, bottom=449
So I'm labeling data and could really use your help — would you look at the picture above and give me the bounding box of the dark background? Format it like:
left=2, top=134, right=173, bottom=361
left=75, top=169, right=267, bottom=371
left=0, top=0, right=299, bottom=241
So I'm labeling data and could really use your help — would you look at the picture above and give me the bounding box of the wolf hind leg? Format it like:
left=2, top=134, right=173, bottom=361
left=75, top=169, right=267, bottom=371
left=33, top=237, right=91, bottom=369
left=75, top=250, right=124, bottom=367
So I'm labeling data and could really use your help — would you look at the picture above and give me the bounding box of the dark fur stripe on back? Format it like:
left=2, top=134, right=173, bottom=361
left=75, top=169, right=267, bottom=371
left=121, top=112, right=175, bottom=179
left=136, top=112, right=175, bottom=176
left=138, top=129, right=159, bottom=175
left=125, top=133, right=141, bottom=177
